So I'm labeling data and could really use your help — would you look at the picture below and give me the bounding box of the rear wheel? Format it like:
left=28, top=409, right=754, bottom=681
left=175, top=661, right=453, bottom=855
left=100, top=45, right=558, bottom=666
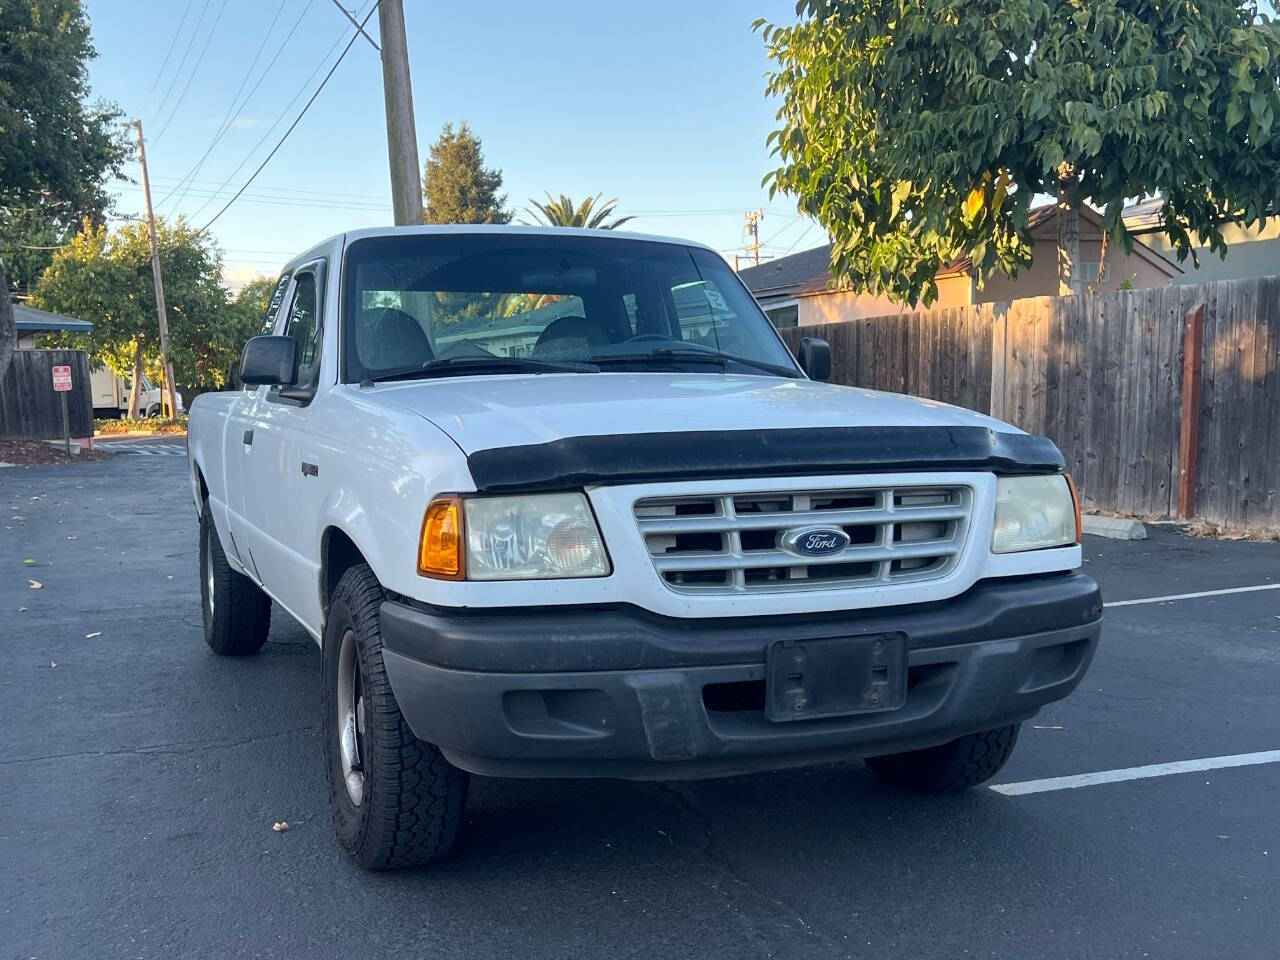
left=199, top=500, right=271, bottom=655
left=322, top=563, right=468, bottom=870
left=866, top=724, right=1020, bottom=792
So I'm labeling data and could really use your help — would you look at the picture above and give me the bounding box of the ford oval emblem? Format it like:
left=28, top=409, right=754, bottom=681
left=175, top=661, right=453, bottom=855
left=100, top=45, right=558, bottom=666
left=781, top=525, right=851, bottom=557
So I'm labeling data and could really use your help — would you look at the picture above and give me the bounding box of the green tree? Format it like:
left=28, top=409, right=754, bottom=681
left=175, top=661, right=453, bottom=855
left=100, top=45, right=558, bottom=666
left=32, top=219, right=245, bottom=412
left=522, top=193, right=636, bottom=230
left=0, top=205, right=69, bottom=299
left=218, top=276, right=276, bottom=386
left=422, top=122, right=511, bottom=224
left=0, top=0, right=127, bottom=291
left=232, top=276, right=277, bottom=322
left=759, top=1, right=1280, bottom=304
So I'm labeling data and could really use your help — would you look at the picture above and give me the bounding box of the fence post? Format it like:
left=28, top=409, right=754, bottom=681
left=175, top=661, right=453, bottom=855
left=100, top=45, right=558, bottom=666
left=1177, top=303, right=1205, bottom=518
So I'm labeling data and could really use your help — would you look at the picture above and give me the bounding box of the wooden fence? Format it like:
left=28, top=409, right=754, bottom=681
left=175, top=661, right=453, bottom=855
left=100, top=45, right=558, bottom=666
left=0, top=349, right=95, bottom=441
left=779, top=275, right=1280, bottom=530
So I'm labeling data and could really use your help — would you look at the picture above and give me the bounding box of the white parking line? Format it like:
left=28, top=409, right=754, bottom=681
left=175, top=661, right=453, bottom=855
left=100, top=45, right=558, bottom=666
left=1105, top=583, right=1280, bottom=607
left=990, top=750, right=1280, bottom=796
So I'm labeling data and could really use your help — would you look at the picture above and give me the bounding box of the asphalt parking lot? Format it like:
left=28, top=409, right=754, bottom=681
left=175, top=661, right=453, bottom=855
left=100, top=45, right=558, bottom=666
left=4, top=450, right=1279, bottom=960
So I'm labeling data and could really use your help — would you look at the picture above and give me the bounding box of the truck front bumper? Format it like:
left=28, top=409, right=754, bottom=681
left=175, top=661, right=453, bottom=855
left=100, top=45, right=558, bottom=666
left=380, top=572, right=1102, bottom=780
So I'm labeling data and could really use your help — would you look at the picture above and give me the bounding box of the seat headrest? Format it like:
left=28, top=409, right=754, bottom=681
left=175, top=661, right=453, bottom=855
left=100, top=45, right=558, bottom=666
left=358, top=307, right=433, bottom=370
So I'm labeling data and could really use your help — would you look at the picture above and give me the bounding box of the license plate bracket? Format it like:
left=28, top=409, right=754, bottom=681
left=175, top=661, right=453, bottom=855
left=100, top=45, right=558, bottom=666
left=765, top=633, right=908, bottom=722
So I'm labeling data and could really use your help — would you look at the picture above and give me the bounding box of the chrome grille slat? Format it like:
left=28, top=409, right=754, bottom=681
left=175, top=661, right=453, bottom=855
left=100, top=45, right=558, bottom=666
left=650, top=539, right=953, bottom=572
left=635, top=484, right=972, bottom=595
left=634, top=503, right=968, bottom=535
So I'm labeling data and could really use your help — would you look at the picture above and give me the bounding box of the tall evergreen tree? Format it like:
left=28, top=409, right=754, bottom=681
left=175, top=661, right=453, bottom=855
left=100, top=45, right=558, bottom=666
left=422, top=122, right=511, bottom=224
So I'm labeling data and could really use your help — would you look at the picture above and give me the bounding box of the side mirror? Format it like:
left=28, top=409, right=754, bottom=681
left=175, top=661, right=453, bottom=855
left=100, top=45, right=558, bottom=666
left=240, top=335, right=297, bottom=386
left=797, top=337, right=831, bottom=382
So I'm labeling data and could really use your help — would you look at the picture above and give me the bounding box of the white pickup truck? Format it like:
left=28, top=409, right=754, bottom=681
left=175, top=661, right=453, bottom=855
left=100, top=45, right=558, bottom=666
left=187, top=226, right=1101, bottom=870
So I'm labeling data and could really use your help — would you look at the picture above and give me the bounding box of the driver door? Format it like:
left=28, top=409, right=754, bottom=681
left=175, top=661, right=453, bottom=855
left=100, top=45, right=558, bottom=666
left=240, top=262, right=328, bottom=631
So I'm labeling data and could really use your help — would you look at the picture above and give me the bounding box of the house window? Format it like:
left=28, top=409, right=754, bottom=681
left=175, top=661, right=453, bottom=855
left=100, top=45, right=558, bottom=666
left=1080, top=260, right=1111, bottom=282
left=765, top=304, right=799, bottom=329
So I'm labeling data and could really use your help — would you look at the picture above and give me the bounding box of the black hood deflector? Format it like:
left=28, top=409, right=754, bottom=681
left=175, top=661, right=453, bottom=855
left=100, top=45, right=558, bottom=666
left=466, top=426, right=1065, bottom=493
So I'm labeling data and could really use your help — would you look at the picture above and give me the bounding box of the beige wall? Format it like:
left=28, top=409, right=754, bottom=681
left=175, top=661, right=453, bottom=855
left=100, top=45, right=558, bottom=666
left=978, top=228, right=1176, bottom=303
left=1139, top=220, right=1280, bottom=285
left=788, top=216, right=1178, bottom=327
left=796, top=274, right=971, bottom=327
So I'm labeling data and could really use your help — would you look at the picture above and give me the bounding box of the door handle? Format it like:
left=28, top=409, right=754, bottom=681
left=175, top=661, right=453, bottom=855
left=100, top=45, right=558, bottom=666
left=243, top=429, right=254, bottom=446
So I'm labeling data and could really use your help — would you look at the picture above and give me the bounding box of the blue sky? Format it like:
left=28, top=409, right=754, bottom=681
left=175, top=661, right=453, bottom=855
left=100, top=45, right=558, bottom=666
left=85, top=0, right=817, bottom=287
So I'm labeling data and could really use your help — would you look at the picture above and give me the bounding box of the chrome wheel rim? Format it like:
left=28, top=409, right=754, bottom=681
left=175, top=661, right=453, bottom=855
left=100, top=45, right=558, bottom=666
left=204, top=530, right=215, bottom=620
left=336, top=627, right=366, bottom=806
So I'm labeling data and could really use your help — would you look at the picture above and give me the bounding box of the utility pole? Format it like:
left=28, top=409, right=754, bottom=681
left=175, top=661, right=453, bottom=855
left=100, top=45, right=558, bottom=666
left=377, top=0, right=424, bottom=225
left=134, top=119, right=179, bottom=419
left=744, top=210, right=763, bottom=267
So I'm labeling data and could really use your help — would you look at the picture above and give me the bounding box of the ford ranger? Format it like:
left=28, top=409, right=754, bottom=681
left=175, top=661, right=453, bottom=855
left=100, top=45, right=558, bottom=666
left=187, top=226, right=1102, bottom=870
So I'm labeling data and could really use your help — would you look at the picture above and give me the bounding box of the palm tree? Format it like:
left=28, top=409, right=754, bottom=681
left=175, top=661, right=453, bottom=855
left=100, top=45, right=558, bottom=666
left=522, top=193, right=635, bottom=230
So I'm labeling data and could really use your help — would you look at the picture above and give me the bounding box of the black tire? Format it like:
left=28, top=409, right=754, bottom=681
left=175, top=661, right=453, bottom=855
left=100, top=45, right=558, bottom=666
left=322, top=563, right=468, bottom=870
left=199, top=500, right=271, bottom=655
left=865, top=723, right=1020, bottom=792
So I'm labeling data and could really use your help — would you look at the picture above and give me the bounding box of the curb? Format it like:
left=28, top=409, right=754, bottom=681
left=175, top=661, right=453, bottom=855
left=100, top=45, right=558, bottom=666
left=1083, top=515, right=1147, bottom=540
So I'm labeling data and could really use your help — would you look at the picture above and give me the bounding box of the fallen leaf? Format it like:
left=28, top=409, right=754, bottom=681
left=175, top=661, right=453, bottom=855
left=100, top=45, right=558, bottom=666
left=50, top=660, right=56, bottom=668
left=17, top=607, right=27, bottom=613
left=85, top=631, right=102, bottom=639
left=28, top=580, right=43, bottom=590
left=23, top=558, right=35, bottom=565
left=272, top=821, right=289, bottom=832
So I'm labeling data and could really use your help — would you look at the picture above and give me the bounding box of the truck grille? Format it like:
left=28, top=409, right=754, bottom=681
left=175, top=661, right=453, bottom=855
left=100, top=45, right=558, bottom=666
left=633, top=485, right=971, bottom=594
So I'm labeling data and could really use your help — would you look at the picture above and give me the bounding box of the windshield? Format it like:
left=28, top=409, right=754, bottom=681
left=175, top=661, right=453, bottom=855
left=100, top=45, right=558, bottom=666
left=340, top=232, right=801, bottom=382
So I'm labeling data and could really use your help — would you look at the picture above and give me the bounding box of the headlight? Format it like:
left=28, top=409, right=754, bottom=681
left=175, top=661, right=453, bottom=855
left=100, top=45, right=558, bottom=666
left=991, top=475, right=1079, bottom=553
left=419, top=493, right=610, bottom=580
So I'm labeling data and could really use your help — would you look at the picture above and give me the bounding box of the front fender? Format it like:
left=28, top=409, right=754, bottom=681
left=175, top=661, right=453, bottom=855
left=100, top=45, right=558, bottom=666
left=311, top=403, right=476, bottom=618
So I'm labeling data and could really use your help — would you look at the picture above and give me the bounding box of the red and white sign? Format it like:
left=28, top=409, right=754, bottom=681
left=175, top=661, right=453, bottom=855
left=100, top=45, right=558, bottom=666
left=52, top=365, right=73, bottom=392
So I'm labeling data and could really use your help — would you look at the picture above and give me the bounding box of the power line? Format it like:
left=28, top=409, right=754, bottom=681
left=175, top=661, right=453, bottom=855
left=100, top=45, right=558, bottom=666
left=136, top=188, right=388, bottom=213
left=149, top=176, right=388, bottom=204
left=143, top=0, right=197, bottom=108
left=153, top=0, right=231, bottom=145
left=758, top=212, right=806, bottom=249
left=150, top=0, right=212, bottom=124
left=199, top=3, right=379, bottom=231
left=329, top=0, right=379, bottom=49
left=186, top=3, right=372, bottom=223
left=778, top=220, right=820, bottom=256
left=157, top=0, right=316, bottom=210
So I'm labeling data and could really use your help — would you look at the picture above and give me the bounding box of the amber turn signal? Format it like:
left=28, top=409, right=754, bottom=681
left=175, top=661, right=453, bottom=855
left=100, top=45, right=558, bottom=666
left=1065, top=474, right=1082, bottom=543
left=418, top=497, right=464, bottom=579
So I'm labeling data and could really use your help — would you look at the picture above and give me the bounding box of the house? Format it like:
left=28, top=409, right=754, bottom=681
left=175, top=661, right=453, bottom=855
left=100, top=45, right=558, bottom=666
left=13, top=303, right=94, bottom=348
left=740, top=203, right=1182, bottom=328
left=1124, top=199, right=1280, bottom=285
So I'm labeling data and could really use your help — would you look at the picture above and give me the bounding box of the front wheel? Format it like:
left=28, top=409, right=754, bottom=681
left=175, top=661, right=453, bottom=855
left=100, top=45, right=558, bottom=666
left=199, top=500, right=271, bottom=655
left=865, top=724, right=1020, bottom=792
left=322, top=563, right=469, bottom=870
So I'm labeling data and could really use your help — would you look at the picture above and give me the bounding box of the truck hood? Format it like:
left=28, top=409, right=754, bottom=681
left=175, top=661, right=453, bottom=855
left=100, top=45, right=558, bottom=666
left=367, top=372, right=1016, bottom=455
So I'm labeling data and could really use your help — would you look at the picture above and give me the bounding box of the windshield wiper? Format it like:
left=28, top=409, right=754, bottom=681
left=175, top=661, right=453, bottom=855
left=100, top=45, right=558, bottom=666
left=369, top=356, right=599, bottom=383
left=593, top=348, right=800, bottom=378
